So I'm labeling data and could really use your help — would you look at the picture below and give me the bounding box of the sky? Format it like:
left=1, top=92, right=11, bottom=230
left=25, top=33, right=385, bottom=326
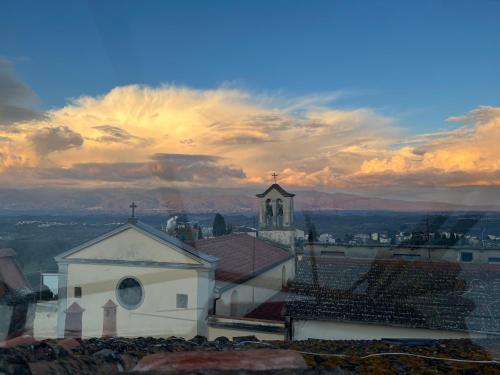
left=1, top=0, right=500, bottom=204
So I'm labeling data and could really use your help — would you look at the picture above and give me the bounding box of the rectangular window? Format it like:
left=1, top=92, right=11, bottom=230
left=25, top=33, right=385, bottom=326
left=74, top=286, right=82, bottom=298
left=176, top=293, right=188, bottom=309
left=460, top=252, right=473, bottom=262
left=489, top=257, right=500, bottom=263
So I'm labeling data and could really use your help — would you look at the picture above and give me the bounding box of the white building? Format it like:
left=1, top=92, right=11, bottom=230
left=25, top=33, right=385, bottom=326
left=53, top=183, right=296, bottom=339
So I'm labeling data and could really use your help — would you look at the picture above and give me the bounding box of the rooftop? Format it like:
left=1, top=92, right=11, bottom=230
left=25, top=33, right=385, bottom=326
left=286, top=257, right=500, bottom=333
left=245, top=288, right=288, bottom=322
left=256, top=183, right=295, bottom=198
left=193, top=234, right=293, bottom=291
left=3, top=335, right=500, bottom=373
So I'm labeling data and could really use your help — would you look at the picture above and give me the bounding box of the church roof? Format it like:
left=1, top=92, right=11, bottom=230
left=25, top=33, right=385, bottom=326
left=256, top=183, right=295, bottom=198
left=55, top=220, right=218, bottom=265
left=286, top=257, right=500, bottom=334
left=193, top=234, right=293, bottom=291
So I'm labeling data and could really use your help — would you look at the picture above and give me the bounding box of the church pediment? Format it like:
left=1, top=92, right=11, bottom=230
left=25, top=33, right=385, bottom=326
left=55, top=222, right=217, bottom=267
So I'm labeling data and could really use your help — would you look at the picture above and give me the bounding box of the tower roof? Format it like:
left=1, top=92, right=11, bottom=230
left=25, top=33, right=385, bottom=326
left=256, top=183, right=295, bottom=198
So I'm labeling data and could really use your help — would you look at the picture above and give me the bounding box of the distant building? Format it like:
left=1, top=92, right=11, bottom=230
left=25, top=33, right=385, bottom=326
left=318, top=233, right=335, bottom=244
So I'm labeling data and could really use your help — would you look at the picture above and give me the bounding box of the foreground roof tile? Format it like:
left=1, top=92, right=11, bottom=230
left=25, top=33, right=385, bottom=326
left=133, top=349, right=307, bottom=372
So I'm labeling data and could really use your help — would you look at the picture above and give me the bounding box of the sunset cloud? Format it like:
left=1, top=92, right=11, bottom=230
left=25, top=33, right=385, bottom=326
left=1, top=82, right=499, bottom=191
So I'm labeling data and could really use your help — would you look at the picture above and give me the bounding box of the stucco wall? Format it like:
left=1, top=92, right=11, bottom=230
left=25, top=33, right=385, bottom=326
left=215, top=258, right=295, bottom=317
left=208, top=316, right=284, bottom=341
left=292, top=320, right=488, bottom=340
left=258, top=230, right=295, bottom=247
left=67, top=227, right=199, bottom=264
left=34, top=301, right=58, bottom=339
left=65, top=263, right=202, bottom=338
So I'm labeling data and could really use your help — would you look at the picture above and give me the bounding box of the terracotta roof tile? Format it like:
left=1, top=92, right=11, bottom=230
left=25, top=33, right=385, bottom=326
left=193, top=234, right=292, bottom=290
left=245, top=288, right=288, bottom=321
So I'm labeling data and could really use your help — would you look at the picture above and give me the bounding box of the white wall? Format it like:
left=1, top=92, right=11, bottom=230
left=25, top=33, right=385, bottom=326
left=216, top=258, right=295, bottom=317
left=34, top=301, right=58, bottom=339
left=293, top=320, right=488, bottom=340
left=67, top=227, right=199, bottom=265
left=208, top=316, right=285, bottom=341
left=66, top=263, right=203, bottom=338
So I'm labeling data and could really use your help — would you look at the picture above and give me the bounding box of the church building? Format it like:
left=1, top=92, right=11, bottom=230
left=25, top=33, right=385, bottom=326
left=54, top=183, right=296, bottom=339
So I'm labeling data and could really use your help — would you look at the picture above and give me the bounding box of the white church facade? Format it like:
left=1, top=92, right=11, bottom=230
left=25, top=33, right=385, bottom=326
left=53, top=183, right=297, bottom=339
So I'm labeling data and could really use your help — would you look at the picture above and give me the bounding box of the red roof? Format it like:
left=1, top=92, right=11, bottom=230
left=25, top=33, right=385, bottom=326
left=193, top=234, right=292, bottom=289
left=246, top=288, right=288, bottom=321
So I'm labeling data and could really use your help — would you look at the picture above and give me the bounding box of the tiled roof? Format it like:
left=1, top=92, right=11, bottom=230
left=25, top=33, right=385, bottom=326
left=245, top=288, right=288, bottom=321
left=193, top=234, right=292, bottom=290
left=256, top=184, right=295, bottom=198
left=286, top=257, right=500, bottom=333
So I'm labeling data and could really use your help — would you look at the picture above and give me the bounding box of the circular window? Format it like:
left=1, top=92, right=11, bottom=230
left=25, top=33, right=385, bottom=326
left=116, top=277, right=144, bottom=310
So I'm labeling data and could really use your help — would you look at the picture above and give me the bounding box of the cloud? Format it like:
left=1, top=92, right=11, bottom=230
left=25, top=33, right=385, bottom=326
left=2, top=82, right=499, bottom=192
left=36, top=153, right=245, bottom=183
left=28, top=126, right=84, bottom=157
left=0, top=58, right=46, bottom=127
left=91, top=125, right=148, bottom=144
left=214, top=133, right=275, bottom=145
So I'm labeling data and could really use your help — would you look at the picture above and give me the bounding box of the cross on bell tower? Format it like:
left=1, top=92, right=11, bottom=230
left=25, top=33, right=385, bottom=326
left=271, top=172, right=278, bottom=184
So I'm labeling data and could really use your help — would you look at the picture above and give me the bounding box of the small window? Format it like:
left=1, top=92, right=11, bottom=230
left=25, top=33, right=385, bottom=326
left=176, top=293, right=188, bottom=309
left=460, top=252, right=473, bottom=262
left=74, top=286, right=82, bottom=298
left=489, top=257, right=500, bottom=263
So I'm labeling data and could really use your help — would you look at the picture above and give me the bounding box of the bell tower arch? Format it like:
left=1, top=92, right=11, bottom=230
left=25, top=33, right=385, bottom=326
left=256, top=174, right=295, bottom=252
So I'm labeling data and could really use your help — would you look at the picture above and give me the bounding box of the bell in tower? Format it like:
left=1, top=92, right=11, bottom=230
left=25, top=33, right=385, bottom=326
left=256, top=173, right=295, bottom=252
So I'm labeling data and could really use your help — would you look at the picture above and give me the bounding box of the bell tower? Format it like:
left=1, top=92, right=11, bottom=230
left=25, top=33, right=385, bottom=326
left=256, top=174, right=295, bottom=252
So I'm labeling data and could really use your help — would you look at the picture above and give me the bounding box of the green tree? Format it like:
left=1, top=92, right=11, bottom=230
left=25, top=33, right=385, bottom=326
left=197, top=226, right=203, bottom=240
left=226, top=224, right=233, bottom=234
left=212, top=213, right=227, bottom=237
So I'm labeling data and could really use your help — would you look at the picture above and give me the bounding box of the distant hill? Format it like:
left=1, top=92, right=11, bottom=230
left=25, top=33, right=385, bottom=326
left=0, top=187, right=497, bottom=214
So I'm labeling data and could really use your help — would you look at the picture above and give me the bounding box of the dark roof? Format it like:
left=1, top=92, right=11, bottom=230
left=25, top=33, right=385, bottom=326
left=286, top=257, right=500, bottom=333
left=245, top=288, right=288, bottom=321
left=193, top=234, right=292, bottom=291
left=256, top=184, right=295, bottom=198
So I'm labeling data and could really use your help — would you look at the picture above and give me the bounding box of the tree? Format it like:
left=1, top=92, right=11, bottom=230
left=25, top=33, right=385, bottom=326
left=308, top=224, right=318, bottom=243
left=305, top=215, right=318, bottom=243
left=226, top=224, right=233, bottom=234
left=212, top=213, right=227, bottom=237
left=197, top=226, right=203, bottom=240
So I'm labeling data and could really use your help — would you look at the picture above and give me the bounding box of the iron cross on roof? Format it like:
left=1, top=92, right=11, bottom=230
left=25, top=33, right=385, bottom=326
left=271, top=172, right=278, bottom=183
left=129, top=201, right=138, bottom=218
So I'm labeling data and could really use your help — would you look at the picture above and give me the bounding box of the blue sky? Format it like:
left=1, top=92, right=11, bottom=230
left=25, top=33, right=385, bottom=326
left=2, top=0, right=500, bottom=134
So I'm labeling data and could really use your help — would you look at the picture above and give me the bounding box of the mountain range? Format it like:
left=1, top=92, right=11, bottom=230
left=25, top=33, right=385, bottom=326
left=0, top=187, right=497, bottom=214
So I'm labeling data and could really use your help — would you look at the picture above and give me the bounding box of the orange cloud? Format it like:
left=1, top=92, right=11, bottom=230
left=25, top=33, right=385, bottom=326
left=1, top=84, right=499, bottom=191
